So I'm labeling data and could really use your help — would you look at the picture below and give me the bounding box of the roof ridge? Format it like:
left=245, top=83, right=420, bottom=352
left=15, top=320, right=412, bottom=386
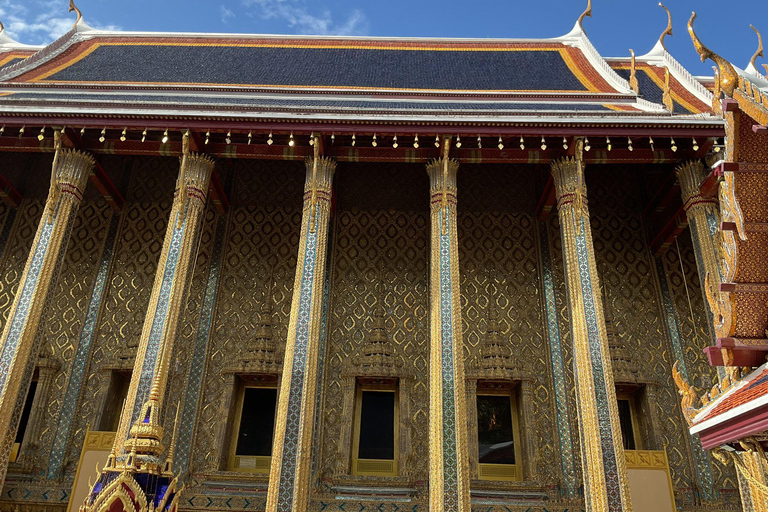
left=0, top=18, right=94, bottom=82
left=638, top=40, right=713, bottom=105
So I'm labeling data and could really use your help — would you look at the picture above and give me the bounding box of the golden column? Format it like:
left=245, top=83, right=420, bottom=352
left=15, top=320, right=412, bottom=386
left=266, top=150, right=335, bottom=512
left=426, top=138, right=470, bottom=512
left=551, top=140, right=633, bottom=512
left=0, top=132, right=94, bottom=487
left=676, top=161, right=721, bottom=337
left=114, top=134, right=214, bottom=446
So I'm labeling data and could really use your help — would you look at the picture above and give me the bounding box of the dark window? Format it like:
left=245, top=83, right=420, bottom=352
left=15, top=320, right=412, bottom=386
left=15, top=381, right=37, bottom=444
left=235, top=388, right=278, bottom=457
left=617, top=399, right=636, bottom=450
left=99, top=371, right=131, bottom=431
left=477, top=394, right=515, bottom=465
left=357, top=390, right=395, bottom=460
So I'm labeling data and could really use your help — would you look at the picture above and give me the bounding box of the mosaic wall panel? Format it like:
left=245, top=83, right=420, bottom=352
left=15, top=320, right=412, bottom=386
left=586, top=165, right=736, bottom=506
left=545, top=215, right=583, bottom=488
left=192, top=160, right=303, bottom=473
left=0, top=153, right=49, bottom=333
left=457, top=164, right=557, bottom=487
left=67, top=157, right=177, bottom=470
left=317, top=163, right=430, bottom=483
left=162, top=201, right=218, bottom=448
left=660, top=231, right=739, bottom=495
left=32, top=190, right=114, bottom=474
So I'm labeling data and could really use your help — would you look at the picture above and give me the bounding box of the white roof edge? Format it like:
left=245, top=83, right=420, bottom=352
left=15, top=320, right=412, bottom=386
left=0, top=104, right=726, bottom=125
left=637, top=40, right=713, bottom=105
left=0, top=30, right=45, bottom=51
left=742, top=63, right=768, bottom=92
left=690, top=362, right=768, bottom=435
left=557, top=22, right=634, bottom=95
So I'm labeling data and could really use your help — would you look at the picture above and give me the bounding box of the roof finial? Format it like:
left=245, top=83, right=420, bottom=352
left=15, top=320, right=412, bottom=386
left=658, top=3, right=673, bottom=51
left=629, top=49, right=639, bottom=93
left=688, top=12, right=739, bottom=96
left=663, top=68, right=674, bottom=111
left=68, top=0, right=82, bottom=28
left=577, top=0, right=592, bottom=30
left=750, top=25, right=764, bottom=71
left=0, top=0, right=5, bottom=33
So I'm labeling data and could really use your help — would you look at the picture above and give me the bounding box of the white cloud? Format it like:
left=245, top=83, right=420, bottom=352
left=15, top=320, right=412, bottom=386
left=0, top=0, right=122, bottom=45
left=221, top=5, right=235, bottom=24
left=241, top=0, right=368, bottom=36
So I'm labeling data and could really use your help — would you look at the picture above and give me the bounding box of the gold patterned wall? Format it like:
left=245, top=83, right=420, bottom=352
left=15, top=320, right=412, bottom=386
left=192, top=159, right=303, bottom=473
left=660, top=231, right=739, bottom=495
left=68, top=157, right=177, bottom=470
left=317, top=162, right=430, bottom=485
left=586, top=165, right=737, bottom=504
left=457, top=164, right=558, bottom=486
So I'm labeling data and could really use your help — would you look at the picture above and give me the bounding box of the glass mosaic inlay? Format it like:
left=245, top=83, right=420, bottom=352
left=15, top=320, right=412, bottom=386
left=276, top=210, right=319, bottom=511
left=47, top=214, right=121, bottom=478
left=0, top=219, right=55, bottom=397
left=655, top=257, right=714, bottom=500
left=438, top=211, right=460, bottom=512
left=573, top=218, right=623, bottom=512
left=130, top=212, right=187, bottom=427
left=538, top=223, right=578, bottom=497
left=176, top=214, right=228, bottom=474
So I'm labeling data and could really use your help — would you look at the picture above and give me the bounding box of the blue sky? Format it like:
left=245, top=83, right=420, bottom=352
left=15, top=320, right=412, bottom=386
left=2, top=0, right=767, bottom=76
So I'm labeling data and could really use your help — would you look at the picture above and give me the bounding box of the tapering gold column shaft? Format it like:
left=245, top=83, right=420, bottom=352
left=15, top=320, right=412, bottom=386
left=551, top=142, right=632, bottom=512
left=676, top=161, right=721, bottom=338
left=0, top=142, right=94, bottom=488
left=114, top=149, right=214, bottom=446
left=426, top=148, right=470, bottom=512
left=266, top=156, right=335, bottom=512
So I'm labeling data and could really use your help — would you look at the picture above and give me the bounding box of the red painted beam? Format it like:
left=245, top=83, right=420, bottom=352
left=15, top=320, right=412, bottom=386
left=704, top=346, right=767, bottom=367
left=62, top=128, right=124, bottom=212
left=0, top=117, right=728, bottom=139
left=209, top=169, right=228, bottom=215
left=0, top=173, right=22, bottom=208
left=536, top=174, right=556, bottom=222
left=649, top=204, right=688, bottom=256
left=643, top=169, right=679, bottom=218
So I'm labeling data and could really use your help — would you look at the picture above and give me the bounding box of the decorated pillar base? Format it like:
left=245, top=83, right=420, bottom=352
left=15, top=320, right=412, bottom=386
left=0, top=136, right=94, bottom=488
left=426, top=150, right=470, bottom=512
left=550, top=140, right=633, bottom=512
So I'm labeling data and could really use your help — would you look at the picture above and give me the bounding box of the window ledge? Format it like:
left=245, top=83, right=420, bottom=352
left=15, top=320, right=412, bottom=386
left=196, top=471, right=270, bottom=489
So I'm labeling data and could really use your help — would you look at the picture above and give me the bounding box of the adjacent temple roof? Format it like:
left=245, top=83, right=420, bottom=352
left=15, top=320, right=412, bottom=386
left=0, top=12, right=721, bottom=126
left=690, top=363, right=768, bottom=450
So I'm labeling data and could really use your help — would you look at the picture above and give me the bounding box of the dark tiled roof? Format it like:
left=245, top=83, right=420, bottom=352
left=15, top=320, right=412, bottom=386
left=40, top=44, right=591, bottom=92
left=0, top=92, right=616, bottom=112
left=0, top=57, right=26, bottom=71
left=613, top=68, right=693, bottom=114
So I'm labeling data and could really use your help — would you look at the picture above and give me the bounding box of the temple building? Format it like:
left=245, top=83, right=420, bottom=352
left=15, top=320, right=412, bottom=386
left=0, top=1, right=767, bottom=511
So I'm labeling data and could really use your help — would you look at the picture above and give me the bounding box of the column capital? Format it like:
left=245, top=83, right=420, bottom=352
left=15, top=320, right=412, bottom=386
left=676, top=160, right=715, bottom=210
left=176, top=153, right=215, bottom=207
left=51, top=149, right=95, bottom=206
left=426, top=158, right=459, bottom=194
left=303, top=156, right=336, bottom=196
left=550, top=157, right=586, bottom=208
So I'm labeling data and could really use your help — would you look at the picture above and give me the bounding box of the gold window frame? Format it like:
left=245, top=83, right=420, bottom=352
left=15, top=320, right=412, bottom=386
left=616, top=391, right=643, bottom=451
left=228, top=378, right=279, bottom=474
left=476, top=385, right=522, bottom=482
left=351, top=379, right=399, bottom=477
